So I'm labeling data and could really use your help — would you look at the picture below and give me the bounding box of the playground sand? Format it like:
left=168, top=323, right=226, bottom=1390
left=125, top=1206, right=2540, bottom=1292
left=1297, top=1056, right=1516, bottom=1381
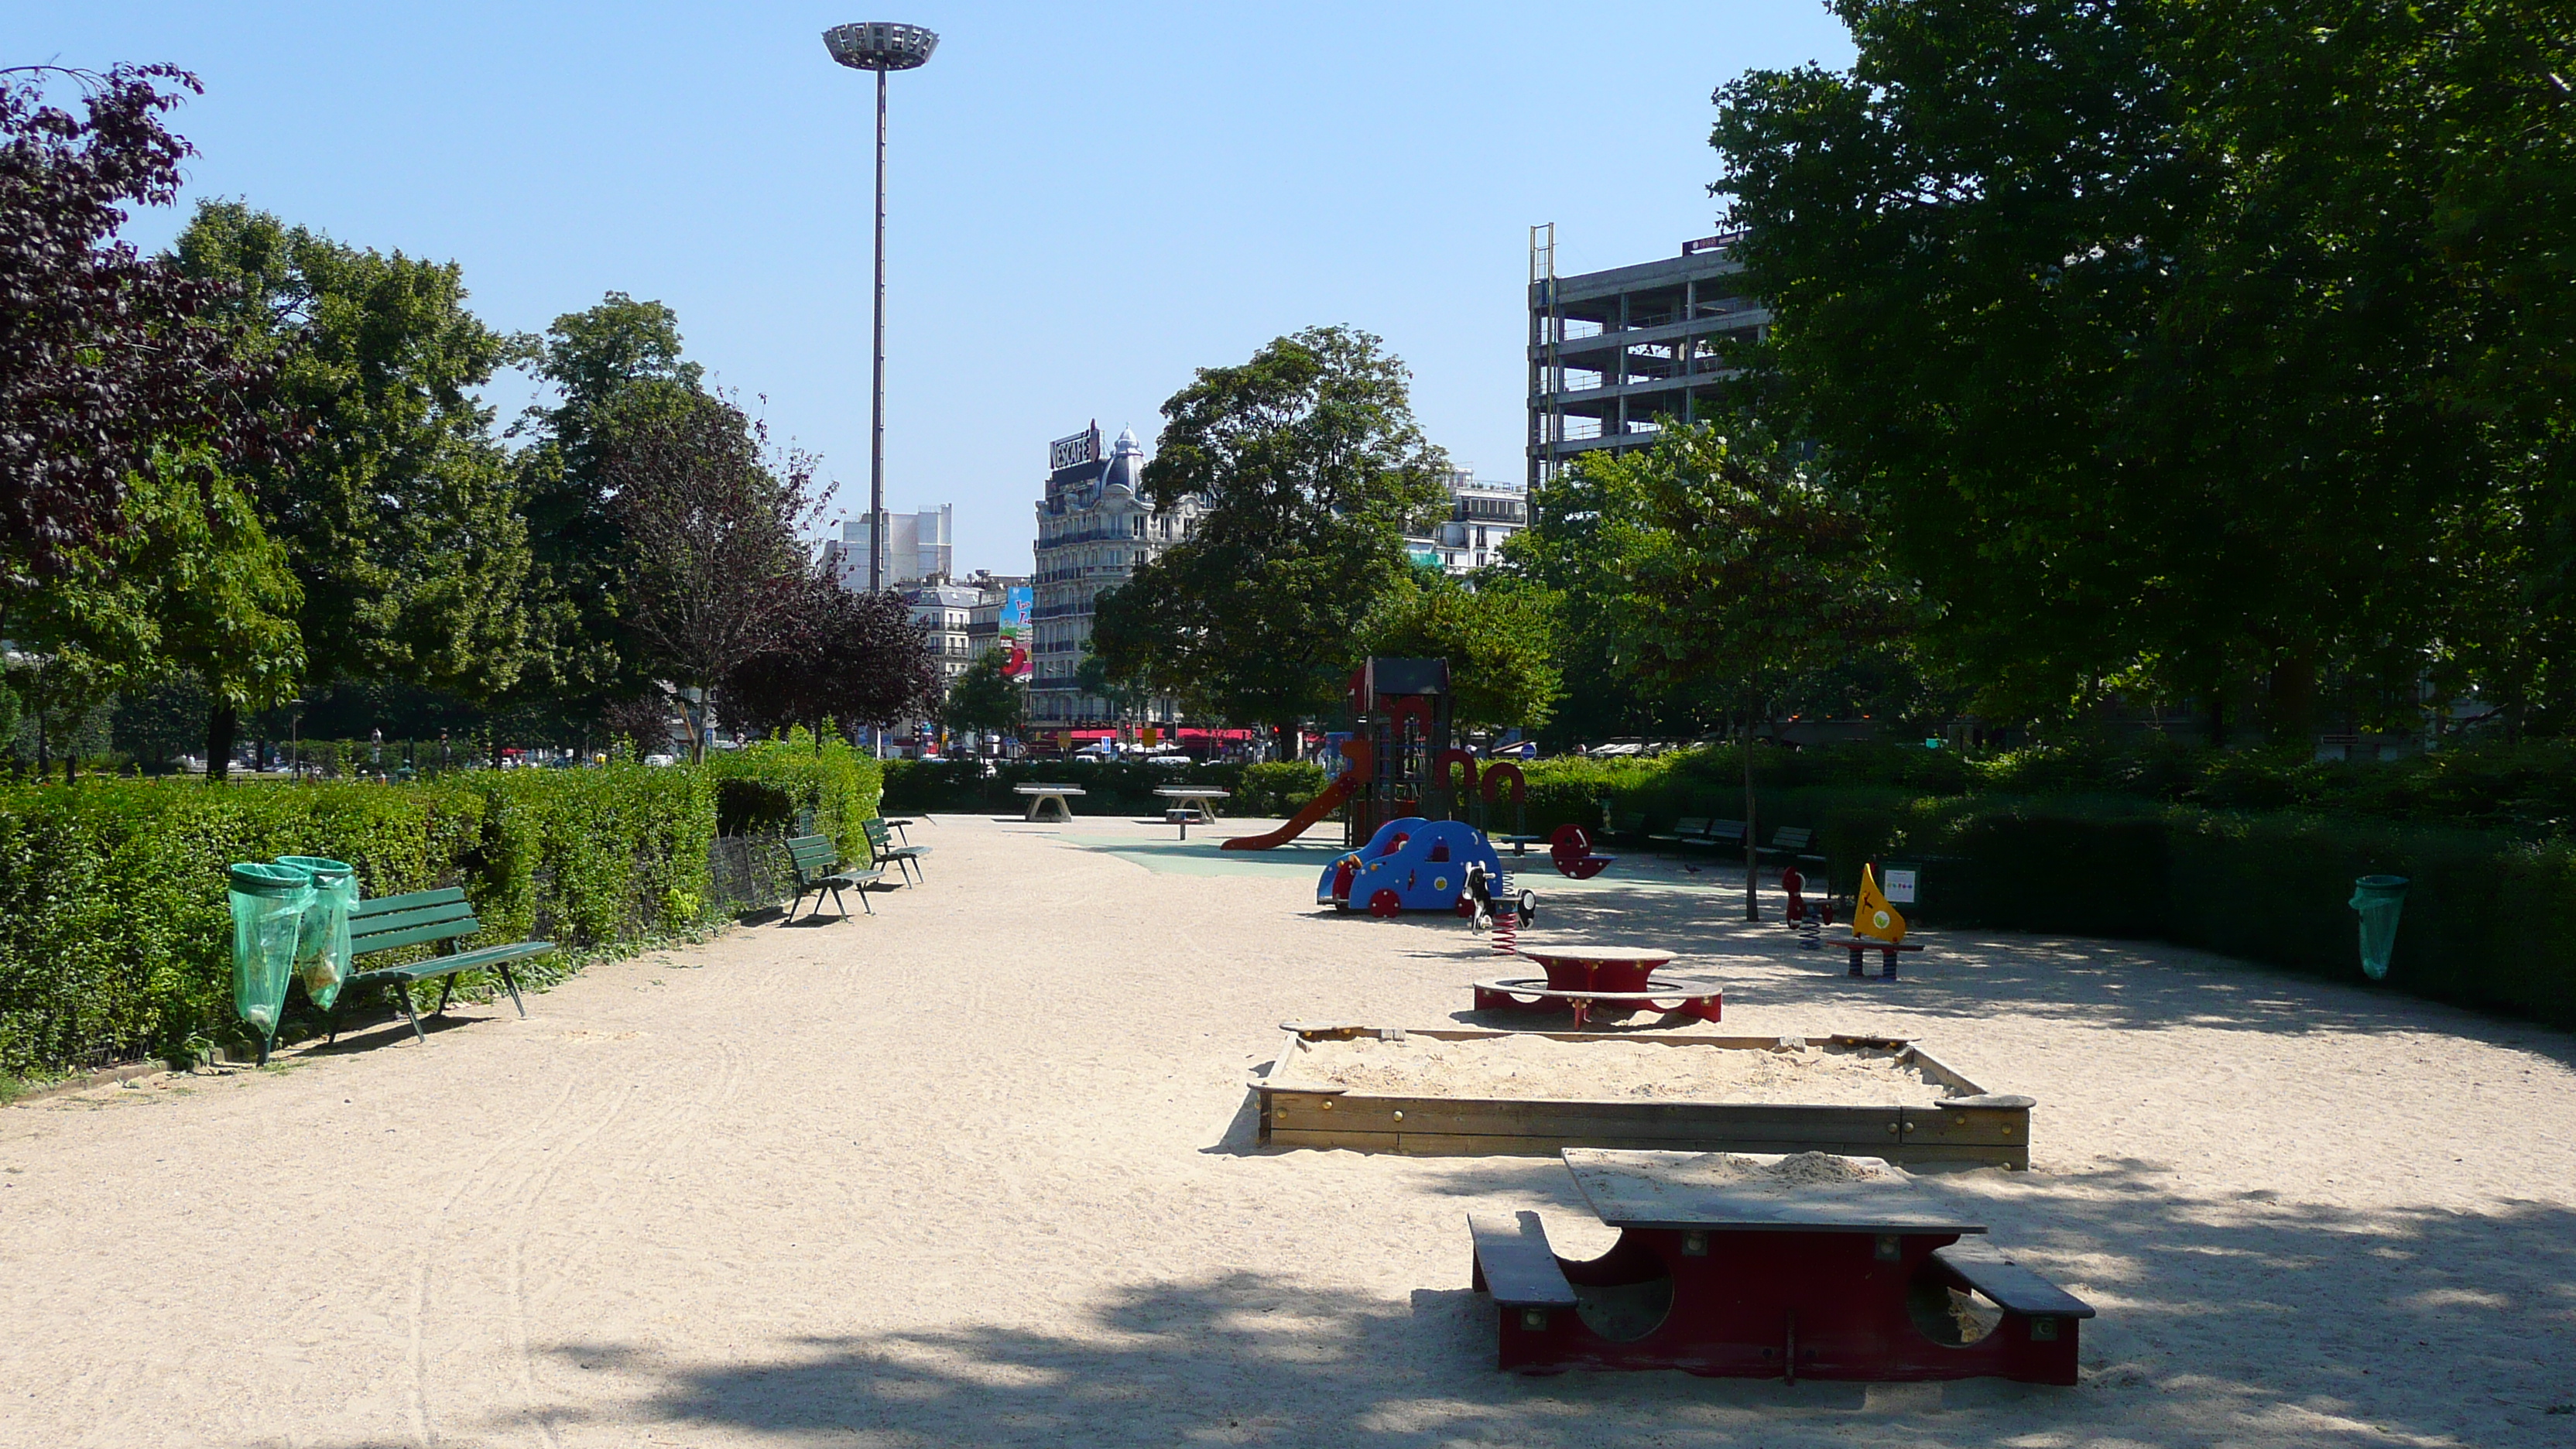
left=1285, top=1032, right=1954, bottom=1105
left=5, top=813, right=2575, bottom=1449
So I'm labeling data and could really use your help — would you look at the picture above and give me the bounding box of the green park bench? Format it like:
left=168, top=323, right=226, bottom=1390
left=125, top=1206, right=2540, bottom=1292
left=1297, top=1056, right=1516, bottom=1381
left=864, top=817, right=930, bottom=886
left=331, top=888, right=551, bottom=1046
left=1649, top=816, right=1711, bottom=845
left=784, top=833, right=882, bottom=922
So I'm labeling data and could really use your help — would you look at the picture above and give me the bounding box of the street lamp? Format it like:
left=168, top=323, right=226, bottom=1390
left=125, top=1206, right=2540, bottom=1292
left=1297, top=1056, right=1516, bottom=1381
left=823, top=21, right=939, bottom=595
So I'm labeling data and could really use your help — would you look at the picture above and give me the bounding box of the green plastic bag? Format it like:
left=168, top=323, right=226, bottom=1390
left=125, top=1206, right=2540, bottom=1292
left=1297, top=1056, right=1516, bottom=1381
left=2349, top=874, right=2410, bottom=981
left=276, top=855, right=357, bottom=1012
left=228, top=862, right=313, bottom=1043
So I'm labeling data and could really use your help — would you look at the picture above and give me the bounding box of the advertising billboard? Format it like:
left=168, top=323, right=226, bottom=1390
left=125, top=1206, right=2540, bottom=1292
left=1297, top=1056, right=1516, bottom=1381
left=999, top=585, right=1033, bottom=680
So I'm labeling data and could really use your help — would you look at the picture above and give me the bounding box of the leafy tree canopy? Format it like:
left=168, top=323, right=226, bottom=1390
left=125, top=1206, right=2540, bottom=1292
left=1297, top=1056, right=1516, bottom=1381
left=1098, top=326, right=1448, bottom=742
left=0, top=64, right=283, bottom=601
left=1365, top=570, right=1564, bottom=732
left=173, top=200, right=529, bottom=707
left=943, top=646, right=1028, bottom=741
left=512, top=293, right=706, bottom=712
left=1711, top=0, right=2575, bottom=737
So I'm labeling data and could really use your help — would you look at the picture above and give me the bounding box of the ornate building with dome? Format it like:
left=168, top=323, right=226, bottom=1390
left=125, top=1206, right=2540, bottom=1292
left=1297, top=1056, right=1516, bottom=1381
left=1027, top=423, right=1202, bottom=731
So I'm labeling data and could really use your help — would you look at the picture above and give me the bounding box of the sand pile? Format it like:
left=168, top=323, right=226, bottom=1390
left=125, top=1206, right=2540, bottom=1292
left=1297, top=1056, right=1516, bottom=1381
left=1284, top=1033, right=1954, bottom=1105
left=1649, top=1150, right=1889, bottom=1186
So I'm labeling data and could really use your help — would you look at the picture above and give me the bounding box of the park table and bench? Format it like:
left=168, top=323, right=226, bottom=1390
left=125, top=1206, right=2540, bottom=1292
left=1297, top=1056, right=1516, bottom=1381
left=1012, top=783, right=1085, bottom=822
left=1468, top=1147, right=2093, bottom=1385
left=1153, top=786, right=1229, bottom=838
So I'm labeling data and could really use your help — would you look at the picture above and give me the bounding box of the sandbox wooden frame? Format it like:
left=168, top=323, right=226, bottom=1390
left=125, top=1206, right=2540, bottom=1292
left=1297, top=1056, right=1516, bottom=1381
left=1252, top=1026, right=2033, bottom=1169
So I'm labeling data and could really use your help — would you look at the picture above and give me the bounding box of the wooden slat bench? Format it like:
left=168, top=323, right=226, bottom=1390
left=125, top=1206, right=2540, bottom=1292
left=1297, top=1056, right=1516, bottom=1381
left=865, top=817, right=930, bottom=885
left=334, top=888, right=550, bottom=1045
left=785, top=834, right=882, bottom=923
left=1756, top=825, right=1825, bottom=866
left=1648, top=816, right=1711, bottom=846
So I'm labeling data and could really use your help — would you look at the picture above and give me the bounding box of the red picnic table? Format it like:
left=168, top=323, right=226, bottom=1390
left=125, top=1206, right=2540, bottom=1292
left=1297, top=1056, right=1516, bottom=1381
left=1468, top=1148, right=2092, bottom=1384
left=1472, top=945, right=1721, bottom=1026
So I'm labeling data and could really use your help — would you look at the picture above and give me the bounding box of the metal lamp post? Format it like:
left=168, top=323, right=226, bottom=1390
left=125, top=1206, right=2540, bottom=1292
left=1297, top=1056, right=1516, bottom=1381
left=823, top=21, right=939, bottom=595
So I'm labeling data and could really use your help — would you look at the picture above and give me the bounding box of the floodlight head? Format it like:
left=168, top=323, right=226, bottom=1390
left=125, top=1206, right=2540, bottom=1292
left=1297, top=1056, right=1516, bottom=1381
left=824, top=22, right=939, bottom=72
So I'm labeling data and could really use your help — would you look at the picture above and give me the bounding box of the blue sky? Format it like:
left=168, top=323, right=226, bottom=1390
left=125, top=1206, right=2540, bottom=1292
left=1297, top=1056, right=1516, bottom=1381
left=12, top=2, right=1855, bottom=577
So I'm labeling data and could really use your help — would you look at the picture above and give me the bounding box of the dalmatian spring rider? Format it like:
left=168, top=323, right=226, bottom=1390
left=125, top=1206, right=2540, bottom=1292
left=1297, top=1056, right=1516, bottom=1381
left=1461, top=859, right=1539, bottom=935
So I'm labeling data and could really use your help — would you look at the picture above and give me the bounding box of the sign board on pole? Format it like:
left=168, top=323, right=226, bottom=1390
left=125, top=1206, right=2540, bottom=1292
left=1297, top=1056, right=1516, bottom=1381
left=1882, top=868, right=1918, bottom=905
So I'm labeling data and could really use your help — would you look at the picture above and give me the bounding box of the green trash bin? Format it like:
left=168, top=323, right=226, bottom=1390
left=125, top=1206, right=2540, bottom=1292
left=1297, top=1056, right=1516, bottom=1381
left=2349, top=874, right=2410, bottom=981
left=228, top=862, right=314, bottom=1060
left=276, top=855, right=357, bottom=1013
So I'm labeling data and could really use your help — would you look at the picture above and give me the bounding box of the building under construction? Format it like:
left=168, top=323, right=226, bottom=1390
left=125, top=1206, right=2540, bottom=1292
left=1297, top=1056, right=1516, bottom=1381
left=1526, top=226, right=1774, bottom=488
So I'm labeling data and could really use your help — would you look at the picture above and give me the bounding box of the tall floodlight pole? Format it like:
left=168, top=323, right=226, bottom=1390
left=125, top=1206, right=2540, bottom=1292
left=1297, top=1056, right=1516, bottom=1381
left=824, top=22, right=939, bottom=594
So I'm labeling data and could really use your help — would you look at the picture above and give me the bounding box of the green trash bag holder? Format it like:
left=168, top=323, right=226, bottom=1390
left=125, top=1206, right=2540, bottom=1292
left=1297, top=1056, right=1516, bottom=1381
left=276, top=855, right=358, bottom=1016
left=2349, top=874, right=2410, bottom=982
left=227, top=862, right=314, bottom=1064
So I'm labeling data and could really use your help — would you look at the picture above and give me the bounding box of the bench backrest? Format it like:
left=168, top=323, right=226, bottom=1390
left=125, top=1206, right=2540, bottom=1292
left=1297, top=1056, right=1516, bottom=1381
left=1671, top=817, right=1710, bottom=835
left=1770, top=826, right=1814, bottom=849
left=862, top=818, right=896, bottom=859
left=1708, top=819, right=1749, bottom=844
left=786, top=834, right=839, bottom=880
left=349, top=887, right=481, bottom=957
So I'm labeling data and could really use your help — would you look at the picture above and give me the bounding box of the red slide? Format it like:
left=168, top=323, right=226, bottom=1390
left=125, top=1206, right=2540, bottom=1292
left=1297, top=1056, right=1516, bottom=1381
left=1221, top=741, right=1372, bottom=851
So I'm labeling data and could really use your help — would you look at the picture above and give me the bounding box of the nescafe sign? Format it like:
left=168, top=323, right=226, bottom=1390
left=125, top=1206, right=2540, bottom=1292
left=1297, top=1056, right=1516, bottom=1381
left=1049, top=427, right=1098, bottom=473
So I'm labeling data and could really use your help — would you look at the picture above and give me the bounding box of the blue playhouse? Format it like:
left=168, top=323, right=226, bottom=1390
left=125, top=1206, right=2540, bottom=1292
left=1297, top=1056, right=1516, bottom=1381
left=1317, top=817, right=1507, bottom=917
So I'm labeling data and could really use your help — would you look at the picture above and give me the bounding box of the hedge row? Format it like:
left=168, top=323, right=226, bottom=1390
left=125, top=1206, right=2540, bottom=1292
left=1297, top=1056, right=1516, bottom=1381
left=0, top=742, right=880, bottom=1078
left=1520, top=748, right=2574, bottom=1028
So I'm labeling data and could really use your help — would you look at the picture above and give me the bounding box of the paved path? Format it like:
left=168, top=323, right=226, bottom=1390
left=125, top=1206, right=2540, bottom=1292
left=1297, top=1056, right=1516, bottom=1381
left=4, top=814, right=2572, bottom=1447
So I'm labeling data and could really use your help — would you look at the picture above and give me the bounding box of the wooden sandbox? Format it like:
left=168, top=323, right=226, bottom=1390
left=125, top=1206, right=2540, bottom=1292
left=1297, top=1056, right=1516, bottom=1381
left=1252, top=1026, right=2033, bottom=1169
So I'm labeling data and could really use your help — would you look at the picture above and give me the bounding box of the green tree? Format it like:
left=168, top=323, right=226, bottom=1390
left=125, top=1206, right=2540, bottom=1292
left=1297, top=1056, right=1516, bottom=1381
left=512, top=293, right=707, bottom=718
left=126, top=463, right=303, bottom=779
left=173, top=202, right=529, bottom=718
left=1093, top=327, right=1447, bottom=752
left=944, top=647, right=1028, bottom=742
left=1072, top=648, right=1151, bottom=736
left=1364, top=571, right=1563, bottom=732
left=608, top=392, right=817, bottom=763
left=1710, top=0, right=2574, bottom=740
left=1513, top=423, right=1910, bottom=915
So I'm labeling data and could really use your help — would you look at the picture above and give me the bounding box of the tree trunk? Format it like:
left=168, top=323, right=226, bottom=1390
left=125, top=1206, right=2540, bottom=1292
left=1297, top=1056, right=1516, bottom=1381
left=207, top=704, right=236, bottom=783
left=1742, top=718, right=1760, bottom=923
left=2265, top=651, right=2318, bottom=745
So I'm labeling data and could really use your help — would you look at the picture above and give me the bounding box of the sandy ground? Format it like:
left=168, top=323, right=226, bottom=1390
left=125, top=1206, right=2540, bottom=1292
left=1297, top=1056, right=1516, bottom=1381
left=3, top=813, right=2573, bottom=1448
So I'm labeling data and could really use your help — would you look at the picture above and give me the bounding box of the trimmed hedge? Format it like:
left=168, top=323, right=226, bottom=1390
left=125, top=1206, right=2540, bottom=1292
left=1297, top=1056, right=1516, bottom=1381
left=0, top=742, right=880, bottom=1078
left=1519, top=745, right=2576, bottom=1028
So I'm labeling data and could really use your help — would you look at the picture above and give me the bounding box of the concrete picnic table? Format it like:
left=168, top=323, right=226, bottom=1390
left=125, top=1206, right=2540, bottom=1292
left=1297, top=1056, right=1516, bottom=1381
left=1012, top=783, right=1085, bottom=821
left=1153, top=786, right=1230, bottom=838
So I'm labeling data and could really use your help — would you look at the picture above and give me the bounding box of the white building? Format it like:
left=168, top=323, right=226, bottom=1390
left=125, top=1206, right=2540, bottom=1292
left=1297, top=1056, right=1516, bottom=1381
left=824, top=505, right=953, bottom=591
left=1405, top=467, right=1528, bottom=574
left=1028, top=423, right=1201, bottom=731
